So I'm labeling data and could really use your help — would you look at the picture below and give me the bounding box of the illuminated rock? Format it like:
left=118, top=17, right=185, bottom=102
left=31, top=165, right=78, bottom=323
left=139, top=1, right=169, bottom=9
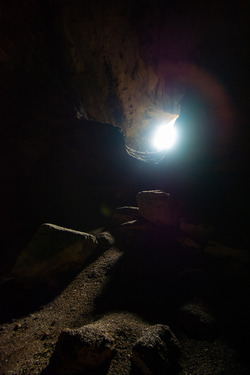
left=11, top=223, right=97, bottom=286
left=132, top=324, right=181, bottom=374
left=136, top=190, right=180, bottom=226
left=48, top=325, right=115, bottom=375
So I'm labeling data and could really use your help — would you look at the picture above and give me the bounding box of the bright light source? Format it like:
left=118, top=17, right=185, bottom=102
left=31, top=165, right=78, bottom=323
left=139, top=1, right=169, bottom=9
left=152, top=118, right=178, bottom=151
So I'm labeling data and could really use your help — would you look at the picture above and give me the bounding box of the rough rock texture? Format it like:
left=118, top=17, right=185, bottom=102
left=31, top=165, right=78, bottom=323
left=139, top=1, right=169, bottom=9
left=178, top=303, right=218, bottom=341
left=132, top=324, right=181, bottom=375
left=60, top=0, right=237, bottom=158
left=46, top=325, right=115, bottom=375
left=11, top=223, right=97, bottom=286
left=44, top=312, right=149, bottom=375
left=136, top=190, right=180, bottom=226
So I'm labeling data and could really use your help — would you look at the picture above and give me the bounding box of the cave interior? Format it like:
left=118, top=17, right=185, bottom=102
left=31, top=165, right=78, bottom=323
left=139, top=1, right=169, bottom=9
left=0, top=0, right=250, bottom=374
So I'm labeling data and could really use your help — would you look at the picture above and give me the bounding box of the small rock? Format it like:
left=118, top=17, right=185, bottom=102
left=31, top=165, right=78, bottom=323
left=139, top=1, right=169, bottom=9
left=96, top=231, right=115, bottom=250
left=136, top=190, right=180, bottom=226
left=113, top=206, right=141, bottom=225
left=178, top=303, right=218, bottom=341
left=132, top=324, right=181, bottom=374
left=48, top=325, right=115, bottom=374
left=11, top=223, right=98, bottom=286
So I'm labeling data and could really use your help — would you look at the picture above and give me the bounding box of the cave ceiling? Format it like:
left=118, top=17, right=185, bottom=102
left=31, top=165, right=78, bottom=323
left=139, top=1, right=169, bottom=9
left=0, top=0, right=249, bottom=159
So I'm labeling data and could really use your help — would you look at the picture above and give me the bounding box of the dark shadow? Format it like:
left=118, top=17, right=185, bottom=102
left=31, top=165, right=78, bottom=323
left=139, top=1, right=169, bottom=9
left=94, top=227, right=206, bottom=325
left=0, top=244, right=108, bottom=324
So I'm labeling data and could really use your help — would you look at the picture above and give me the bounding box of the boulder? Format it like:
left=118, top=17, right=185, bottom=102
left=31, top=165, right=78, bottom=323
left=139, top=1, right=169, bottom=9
left=136, top=190, right=180, bottom=227
left=48, top=325, right=115, bottom=374
left=11, top=223, right=97, bottom=286
left=178, top=303, right=218, bottom=341
left=113, top=206, right=141, bottom=225
left=117, top=219, right=163, bottom=250
left=132, top=324, right=181, bottom=374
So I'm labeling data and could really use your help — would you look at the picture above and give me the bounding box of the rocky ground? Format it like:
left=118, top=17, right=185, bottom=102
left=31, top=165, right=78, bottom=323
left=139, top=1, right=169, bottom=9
left=0, top=191, right=249, bottom=375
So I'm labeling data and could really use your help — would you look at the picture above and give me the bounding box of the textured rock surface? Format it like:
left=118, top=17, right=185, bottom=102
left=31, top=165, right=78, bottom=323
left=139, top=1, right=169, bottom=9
left=59, top=0, right=237, bottom=158
left=136, top=190, right=180, bottom=226
left=47, top=325, right=115, bottom=375
left=132, top=324, right=181, bottom=374
left=11, top=223, right=97, bottom=286
left=45, top=312, right=148, bottom=375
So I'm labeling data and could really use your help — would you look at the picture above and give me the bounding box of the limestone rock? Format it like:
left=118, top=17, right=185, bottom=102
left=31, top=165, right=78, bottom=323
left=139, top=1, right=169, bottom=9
left=132, top=324, right=181, bottom=374
left=113, top=206, right=141, bottom=225
left=48, top=325, right=115, bottom=374
left=11, top=223, right=97, bottom=286
left=136, top=190, right=180, bottom=226
left=179, top=303, right=218, bottom=341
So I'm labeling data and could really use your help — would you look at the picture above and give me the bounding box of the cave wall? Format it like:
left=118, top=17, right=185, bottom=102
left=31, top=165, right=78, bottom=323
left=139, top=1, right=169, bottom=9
left=59, top=0, right=247, bottom=154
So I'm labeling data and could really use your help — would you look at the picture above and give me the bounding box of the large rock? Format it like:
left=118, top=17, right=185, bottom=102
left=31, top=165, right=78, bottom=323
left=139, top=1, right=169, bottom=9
left=48, top=325, right=115, bottom=375
left=136, top=190, right=180, bottom=226
left=11, top=223, right=97, bottom=286
left=132, top=324, right=181, bottom=374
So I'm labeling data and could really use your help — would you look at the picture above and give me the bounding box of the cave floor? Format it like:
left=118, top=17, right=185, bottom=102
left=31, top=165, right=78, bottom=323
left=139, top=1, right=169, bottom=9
left=0, top=237, right=249, bottom=375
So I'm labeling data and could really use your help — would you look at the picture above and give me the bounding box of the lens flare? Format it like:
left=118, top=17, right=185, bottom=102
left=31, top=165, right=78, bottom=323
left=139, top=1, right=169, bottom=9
left=152, top=118, right=178, bottom=151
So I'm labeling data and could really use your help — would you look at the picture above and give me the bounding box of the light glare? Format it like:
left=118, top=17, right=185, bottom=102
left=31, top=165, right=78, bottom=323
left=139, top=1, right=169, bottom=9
left=152, top=119, right=177, bottom=151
